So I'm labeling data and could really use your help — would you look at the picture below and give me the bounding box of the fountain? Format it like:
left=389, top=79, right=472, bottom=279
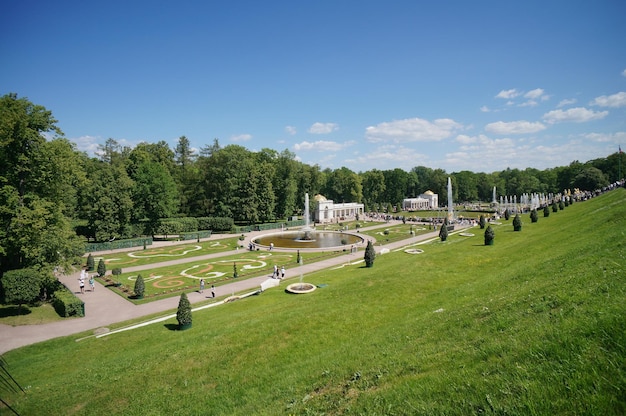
left=252, top=193, right=364, bottom=250
left=447, top=177, right=454, bottom=221
left=285, top=257, right=316, bottom=294
left=492, top=186, right=497, bottom=204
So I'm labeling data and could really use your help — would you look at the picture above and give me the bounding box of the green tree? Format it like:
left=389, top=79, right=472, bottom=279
left=133, top=274, right=145, bottom=299
left=86, top=254, right=95, bottom=271
left=572, top=166, right=608, bottom=191
left=530, top=209, right=538, bottom=223
left=97, top=258, right=106, bottom=277
left=364, top=240, right=376, bottom=268
left=131, top=160, right=178, bottom=235
left=513, top=214, right=522, bottom=231
left=484, top=225, right=495, bottom=245
left=0, top=268, right=42, bottom=310
left=0, top=94, right=84, bottom=271
left=176, top=292, right=192, bottom=329
left=361, top=169, right=386, bottom=206
left=439, top=218, right=449, bottom=241
left=479, top=214, right=486, bottom=229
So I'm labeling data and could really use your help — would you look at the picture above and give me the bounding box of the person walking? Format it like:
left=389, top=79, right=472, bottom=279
left=281, top=266, right=285, bottom=279
left=211, top=284, right=215, bottom=298
left=89, top=275, right=95, bottom=292
left=78, top=275, right=85, bottom=294
left=199, top=278, right=205, bottom=294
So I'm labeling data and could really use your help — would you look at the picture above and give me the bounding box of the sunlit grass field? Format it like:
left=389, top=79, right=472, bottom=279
left=3, top=189, right=625, bottom=415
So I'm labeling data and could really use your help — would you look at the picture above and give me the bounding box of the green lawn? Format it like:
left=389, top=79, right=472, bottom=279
left=104, top=249, right=348, bottom=301
left=91, top=236, right=242, bottom=269
left=3, top=189, right=625, bottom=415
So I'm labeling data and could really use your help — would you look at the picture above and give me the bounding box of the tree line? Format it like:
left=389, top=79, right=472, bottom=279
left=1, top=92, right=623, bottom=273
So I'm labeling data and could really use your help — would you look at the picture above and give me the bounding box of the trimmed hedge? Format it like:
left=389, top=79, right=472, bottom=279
left=52, top=289, right=84, bottom=317
left=85, top=237, right=153, bottom=253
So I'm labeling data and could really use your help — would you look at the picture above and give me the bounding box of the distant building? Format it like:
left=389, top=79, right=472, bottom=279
left=402, top=190, right=439, bottom=211
left=314, top=194, right=364, bottom=223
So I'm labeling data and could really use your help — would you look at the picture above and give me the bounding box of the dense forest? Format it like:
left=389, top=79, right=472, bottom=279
left=1, top=93, right=623, bottom=273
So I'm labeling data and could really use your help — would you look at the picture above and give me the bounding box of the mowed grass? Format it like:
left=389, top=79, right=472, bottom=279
left=3, top=190, right=625, bottom=415
left=94, top=236, right=241, bottom=268
left=106, top=249, right=347, bottom=301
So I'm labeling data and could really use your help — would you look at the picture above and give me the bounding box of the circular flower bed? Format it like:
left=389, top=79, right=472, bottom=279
left=286, top=283, right=317, bottom=294
left=459, top=232, right=474, bottom=237
left=404, top=248, right=424, bottom=254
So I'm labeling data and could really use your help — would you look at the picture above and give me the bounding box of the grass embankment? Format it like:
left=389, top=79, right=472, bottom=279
left=4, top=189, right=625, bottom=415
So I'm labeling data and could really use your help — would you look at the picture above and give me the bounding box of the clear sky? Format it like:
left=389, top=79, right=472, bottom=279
left=2, top=1, right=625, bottom=173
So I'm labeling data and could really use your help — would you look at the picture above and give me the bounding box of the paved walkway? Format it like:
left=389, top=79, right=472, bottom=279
left=0, top=222, right=464, bottom=354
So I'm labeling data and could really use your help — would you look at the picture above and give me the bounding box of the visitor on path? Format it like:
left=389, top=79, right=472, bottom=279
left=273, top=264, right=278, bottom=278
left=199, top=278, right=205, bottom=293
left=89, top=276, right=95, bottom=292
left=281, top=266, right=285, bottom=279
left=211, top=285, right=215, bottom=298
left=78, top=275, right=85, bottom=294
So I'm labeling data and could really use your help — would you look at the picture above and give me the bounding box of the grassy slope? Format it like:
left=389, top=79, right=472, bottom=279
left=4, top=189, right=625, bottom=415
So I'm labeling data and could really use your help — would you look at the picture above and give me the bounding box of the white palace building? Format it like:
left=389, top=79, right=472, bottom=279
left=402, top=190, right=439, bottom=211
left=314, top=194, right=364, bottom=224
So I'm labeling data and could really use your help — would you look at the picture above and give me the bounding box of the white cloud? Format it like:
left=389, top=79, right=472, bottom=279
left=496, top=89, right=520, bottom=99
left=293, top=140, right=354, bottom=152
left=590, top=92, right=626, bottom=108
left=583, top=131, right=626, bottom=144
left=285, top=125, right=297, bottom=135
left=542, top=107, right=608, bottom=124
left=622, top=69, right=626, bottom=77
left=480, top=105, right=490, bottom=112
left=308, top=122, right=338, bottom=134
left=365, top=117, right=463, bottom=143
left=230, top=134, right=252, bottom=142
left=519, top=100, right=538, bottom=108
left=344, top=144, right=429, bottom=170
left=485, top=120, right=546, bottom=135
left=557, top=98, right=577, bottom=108
left=72, top=135, right=101, bottom=156
left=524, top=88, right=544, bottom=99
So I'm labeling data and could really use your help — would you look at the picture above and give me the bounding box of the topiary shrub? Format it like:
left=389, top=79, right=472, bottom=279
left=543, top=205, right=550, bottom=217
left=97, top=259, right=106, bottom=277
left=504, top=209, right=510, bottom=221
left=439, top=218, right=448, bottom=242
left=364, top=240, right=376, bottom=268
left=513, top=214, right=522, bottom=231
left=479, top=215, right=486, bottom=229
left=530, top=209, right=538, bottom=223
left=233, top=262, right=238, bottom=278
left=484, top=225, right=495, bottom=245
left=86, top=254, right=95, bottom=271
left=552, top=201, right=558, bottom=212
left=176, top=292, right=192, bottom=330
left=559, top=200, right=565, bottom=210
left=133, top=274, right=145, bottom=299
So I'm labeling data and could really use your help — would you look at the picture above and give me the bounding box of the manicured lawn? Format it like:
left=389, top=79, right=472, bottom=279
left=104, top=249, right=350, bottom=302
left=3, top=189, right=625, bottom=415
left=0, top=303, right=67, bottom=326
left=90, top=236, right=242, bottom=269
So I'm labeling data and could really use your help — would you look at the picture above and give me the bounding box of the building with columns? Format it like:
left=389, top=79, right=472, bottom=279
left=402, top=190, right=439, bottom=211
left=314, top=194, right=364, bottom=223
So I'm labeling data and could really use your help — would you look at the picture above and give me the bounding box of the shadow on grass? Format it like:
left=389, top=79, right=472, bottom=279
left=164, top=323, right=180, bottom=331
left=0, top=305, right=32, bottom=318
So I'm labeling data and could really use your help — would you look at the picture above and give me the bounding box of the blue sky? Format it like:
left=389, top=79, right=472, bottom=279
left=2, top=1, right=625, bottom=173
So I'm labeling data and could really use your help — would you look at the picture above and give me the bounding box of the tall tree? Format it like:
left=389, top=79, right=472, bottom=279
left=131, top=160, right=178, bottom=235
left=0, top=94, right=84, bottom=271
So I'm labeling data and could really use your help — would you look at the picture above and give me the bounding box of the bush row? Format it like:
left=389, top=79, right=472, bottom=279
left=85, top=237, right=153, bottom=253
left=52, top=289, right=84, bottom=317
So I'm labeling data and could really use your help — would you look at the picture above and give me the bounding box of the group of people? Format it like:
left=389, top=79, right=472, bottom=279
left=78, top=269, right=95, bottom=294
left=272, top=265, right=285, bottom=279
left=199, top=278, right=216, bottom=298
